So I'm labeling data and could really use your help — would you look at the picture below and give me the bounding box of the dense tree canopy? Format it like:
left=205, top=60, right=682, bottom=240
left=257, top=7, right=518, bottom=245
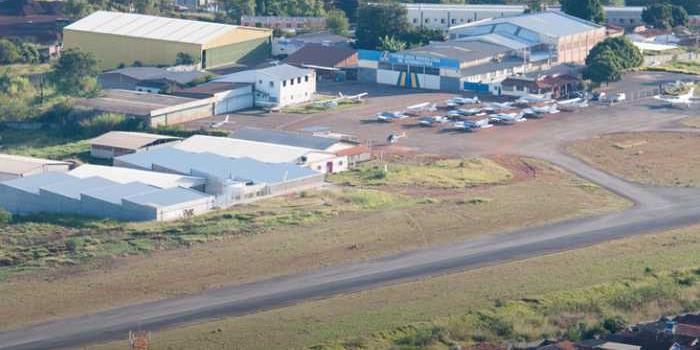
left=626, top=0, right=699, bottom=15
left=49, top=48, right=100, bottom=97
left=0, top=72, right=36, bottom=121
left=642, top=3, right=689, bottom=29
left=325, top=9, right=349, bottom=35
left=560, top=0, right=605, bottom=24
left=356, top=3, right=410, bottom=50
left=584, top=37, right=642, bottom=83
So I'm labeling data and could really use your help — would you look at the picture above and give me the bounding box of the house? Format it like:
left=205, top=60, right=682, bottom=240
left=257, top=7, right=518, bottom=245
left=272, top=31, right=354, bottom=56
left=63, top=11, right=272, bottom=69
left=114, top=146, right=325, bottom=207
left=215, top=64, right=316, bottom=108
left=98, top=67, right=207, bottom=93
left=172, top=82, right=254, bottom=115
left=89, top=131, right=182, bottom=159
left=231, top=127, right=371, bottom=166
left=0, top=154, right=71, bottom=181
left=500, top=73, right=581, bottom=98
left=284, top=44, right=358, bottom=80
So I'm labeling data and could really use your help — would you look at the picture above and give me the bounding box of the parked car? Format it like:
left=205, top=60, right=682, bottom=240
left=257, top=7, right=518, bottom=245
left=610, top=93, right=626, bottom=103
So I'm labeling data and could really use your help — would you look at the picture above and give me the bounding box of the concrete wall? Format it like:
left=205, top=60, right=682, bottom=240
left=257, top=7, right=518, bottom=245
left=149, top=101, right=215, bottom=127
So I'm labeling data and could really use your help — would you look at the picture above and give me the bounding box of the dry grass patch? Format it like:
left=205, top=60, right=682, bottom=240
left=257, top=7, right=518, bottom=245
left=91, top=225, right=700, bottom=350
left=0, top=157, right=628, bottom=330
left=567, top=132, right=700, bottom=187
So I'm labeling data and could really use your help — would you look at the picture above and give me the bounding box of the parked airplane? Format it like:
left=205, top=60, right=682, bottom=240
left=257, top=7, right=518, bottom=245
left=487, top=101, right=513, bottom=111
left=654, top=87, right=697, bottom=109
left=453, top=118, right=492, bottom=132
left=406, top=102, right=438, bottom=115
left=447, top=107, right=482, bottom=118
left=522, top=105, right=560, bottom=119
left=418, top=115, right=450, bottom=126
left=210, top=115, right=230, bottom=128
left=557, top=97, right=589, bottom=112
left=376, top=111, right=409, bottom=122
left=447, top=96, right=480, bottom=106
left=515, top=94, right=553, bottom=106
left=316, top=92, right=369, bottom=108
left=489, top=113, right=526, bottom=125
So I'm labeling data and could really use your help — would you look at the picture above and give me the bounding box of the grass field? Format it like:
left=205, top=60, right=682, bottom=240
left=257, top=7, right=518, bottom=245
left=281, top=96, right=362, bottom=114
left=0, top=128, right=92, bottom=162
left=91, top=224, right=700, bottom=350
left=567, top=132, right=700, bottom=187
left=0, top=157, right=629, bottom=330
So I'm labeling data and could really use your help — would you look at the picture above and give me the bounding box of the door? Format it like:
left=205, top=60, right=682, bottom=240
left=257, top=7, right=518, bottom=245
left=326, top=161, right=333, bottom=173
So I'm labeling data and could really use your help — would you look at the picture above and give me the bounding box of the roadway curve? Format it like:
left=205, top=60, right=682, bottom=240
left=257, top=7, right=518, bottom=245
left=3, top=76, right=700, bottom=349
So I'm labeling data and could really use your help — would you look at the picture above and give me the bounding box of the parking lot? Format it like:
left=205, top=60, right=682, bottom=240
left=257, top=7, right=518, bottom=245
left=185, top=71, right=697, bottom=159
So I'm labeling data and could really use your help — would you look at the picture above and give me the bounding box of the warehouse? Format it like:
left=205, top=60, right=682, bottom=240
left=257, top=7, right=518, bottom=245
left=215, top=64, right=315, bottom=108
left=173, top=134, right=348, bottom=174
left=358, top=11, right=605, bottom=93
left=69, top=164, right=206, bottom=190
left=283, top=44, right=358, bottom=80
left=0, top=171, right=214, bottom=221
left=173, top=82, right=254, bottom=115
left=63, top=11, right=272, bottom=70
left=114, top=147, right=325, bottom=207
left=89, top=131, right=182, bottom=159
left=98, top=67, right=207, bottom=93
left=0, top=154, right=71, bottom=181
left=75, top=90, right=215, bottom=127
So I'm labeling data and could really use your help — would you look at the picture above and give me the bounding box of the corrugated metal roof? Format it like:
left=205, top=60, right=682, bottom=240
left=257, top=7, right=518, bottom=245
left=64, top=11, right=237, bottom=45
left=455, top=33, right=532, bottom=50
left=115, top=147, right=320, bottom=184
left=216, top=64, right=312, bottom=84
left=90, top=131, right=181, bottom=150
left=232, top=127, right=340, bottom=150
left=40, top=176, right=118, bottom=199
left=486, top=11, right=601, bottom=38
left=0, top=172, right=75, bottom=193
left=125, top=186, right=211, bottom=208
left=405, top=40, right=511, bottom=63
left=175, top=134, right=311, bottom=163
left=82, top=182, right=160, bottom=204
left=0, top=154, right=70, bottom=175
left=70, top=164, right=205, bottom=189
left=103, top=67, right=206, bottom=85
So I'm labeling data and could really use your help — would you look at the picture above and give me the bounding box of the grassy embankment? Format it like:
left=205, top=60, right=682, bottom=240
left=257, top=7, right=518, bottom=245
left=281, top=94, right=363, bottom=114
left=647, top=60, right=700, bottom=75
left=91, top=224, right=700, bottom=350
left=0, top=157, right=629, bottom=330
left=567, top=132, right=700, bottom=187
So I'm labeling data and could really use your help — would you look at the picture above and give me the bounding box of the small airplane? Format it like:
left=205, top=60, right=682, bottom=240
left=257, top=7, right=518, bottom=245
left=418, top=115, right=450, bottom=126
left=453, top=118, right=492, bottom=132
left=487, top=101, right=513, bottom=112
left=446, top=108, right=482, bottom=118
left=654, top=87, right=697, bottom=109
left=316, top=92, right=368, bottom=108
left=515, top=94, right=553, bottom=106
left=447, top=96, right=480, bottom=106
left=489, top=113, right=526, bottom=125
left=406, top=102, right=438, bottom=115
left=376, top=111, right=409, bottom=122
left=210, top=115, right=231, bottom=128
left=387, top=131, right=407, bottom=144
left=557, top=98, right=589, bottom=112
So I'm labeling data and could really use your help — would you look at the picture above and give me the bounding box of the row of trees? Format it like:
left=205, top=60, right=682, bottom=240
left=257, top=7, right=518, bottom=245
left=356, top=2, right=444, bottom=51
left=642, top=3, right=689, bottom=29
left=0, top=39, right=44, bottom=65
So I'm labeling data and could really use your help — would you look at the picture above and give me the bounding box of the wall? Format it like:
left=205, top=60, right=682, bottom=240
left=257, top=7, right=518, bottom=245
left=263, top=70, right=316, bottom=108
left=204, top=36, right=271, bottom=69
left=63, top=30, right=202, bottom=70
left=149, top=100, right=215, bottom=127
left=406, top=7, right=525, bottom=31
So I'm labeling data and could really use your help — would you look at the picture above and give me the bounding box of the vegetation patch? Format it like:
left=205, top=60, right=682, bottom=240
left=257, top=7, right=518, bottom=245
left=329, top=158, right=513, bottom=189
left=647, top=61, right=700, bottom=75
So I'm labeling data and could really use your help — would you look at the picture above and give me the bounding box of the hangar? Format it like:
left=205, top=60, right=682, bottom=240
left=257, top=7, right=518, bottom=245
left=63, top=11, right=272, bottom=70
left=0, top=154, right=71, bottom=181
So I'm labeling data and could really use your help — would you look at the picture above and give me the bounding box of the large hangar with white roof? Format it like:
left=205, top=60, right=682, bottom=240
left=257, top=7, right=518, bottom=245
left=358, top=11, right=605, bottom=93
left=63, top=11, right=272, bottom=69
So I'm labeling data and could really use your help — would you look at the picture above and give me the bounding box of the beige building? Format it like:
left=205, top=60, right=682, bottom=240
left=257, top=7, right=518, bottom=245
left=63, top=11, right=272, bottom=70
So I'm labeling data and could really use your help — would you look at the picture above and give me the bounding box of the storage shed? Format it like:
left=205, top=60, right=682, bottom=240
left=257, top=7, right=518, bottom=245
left=0, top=154, right=71, bottom=181
left=89, top=131, right=182, bottom=159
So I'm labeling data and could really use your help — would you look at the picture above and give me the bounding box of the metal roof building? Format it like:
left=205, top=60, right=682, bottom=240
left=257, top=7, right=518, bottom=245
left=0, top=171, right=214, bottom=221
left=63, top=11, right=272, bottom=69
left=89, top=131, right=182, bottom=159
left=69, top=164, right=206, bottom=189
left=0, top=154, right=71, bottom=181
left=114, top=146, right=325, bottom=207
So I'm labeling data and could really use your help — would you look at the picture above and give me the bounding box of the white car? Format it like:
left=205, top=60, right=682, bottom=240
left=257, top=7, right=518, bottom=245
left=611, top=93, right=626, bottom=103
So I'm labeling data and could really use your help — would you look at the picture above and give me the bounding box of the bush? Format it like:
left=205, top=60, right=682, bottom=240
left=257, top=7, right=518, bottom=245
left=77, top=112, right=143, bottom=136
left=0, top=207, right=12, bottom=224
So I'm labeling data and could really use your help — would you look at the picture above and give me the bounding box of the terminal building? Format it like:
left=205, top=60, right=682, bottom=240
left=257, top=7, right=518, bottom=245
left=358, top=11, right=605, bottom=93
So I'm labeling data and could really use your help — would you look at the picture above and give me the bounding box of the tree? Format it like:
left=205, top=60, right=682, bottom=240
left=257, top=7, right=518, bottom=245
left=176, top=52, right=196, bottom=65
left=584, top=37, right=642, bottom=83
left=399, top=27, right=445, bottom=48
left=356, top=3, right=410, bottom=50
left=626, top=0, right=699, bottom=15
left=0, top=72, right=36, bottom=121
left=0, top=39, right=20, bottom=65
left=584, top=47, right=622, bottom=83
left=325, top=9, right=349, bottom=35
left=218, top=0, right=255, bottom=22
left=525, top=0, right=545, bottom=13
left=63, top=0, right=94, bottom=19
left=334, top=0, right=359, bottom=23
left=642, top=3, right=688, bottom=29
left=378, top=35, right=406, bottom=52
left=560, top=0, right=605, bottom=24
left=49, top=48, right=100, bottom=97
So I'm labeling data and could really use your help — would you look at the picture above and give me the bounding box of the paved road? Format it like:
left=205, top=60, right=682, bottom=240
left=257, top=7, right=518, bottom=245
left=2, top=71, right=699, bottom=349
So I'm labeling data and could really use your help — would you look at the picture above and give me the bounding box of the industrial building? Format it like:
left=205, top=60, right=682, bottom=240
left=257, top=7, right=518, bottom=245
left=284, top=44, right=358, bottom=80
left=174, top=134, right=348, bottom=174
left=114, top=147, right=325, bottom=208
left=0, top=154, right=71, bottom=181
left=98, top=67, right=207, bottom=93
left=403, top=3, right=645, bottom=31
left=358, top=11, right=605, bottom=93
left=215, top=64, right=315, bottom=108
left=0, top=170, right=214, bottom=221
left=63, top=11, right=272, bottom=70
left=89, top=131, right=182, bottom=159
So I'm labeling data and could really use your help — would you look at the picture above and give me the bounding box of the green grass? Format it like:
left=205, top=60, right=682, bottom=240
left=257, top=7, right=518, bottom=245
left=282, top=98, right=362, bottom=114
left=647, top=61, right=700, bottom=75
left=329, top=158, right=513, bottom=189
left=0, top=128, right=97, bottom=163
left=315, top=268, right=700, bottom=349
left=0, top=189, right=410, bottom=280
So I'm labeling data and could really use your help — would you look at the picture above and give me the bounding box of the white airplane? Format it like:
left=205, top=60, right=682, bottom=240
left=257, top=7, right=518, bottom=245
left=418, top=115, right=450, bottom=126
left=487, top=101, right=513, bottom=111
left=446, top=107, right=482, bottom=118
left=448, top=96, right=480, bottom=105
left=557, top=98, right=589, bottom=112
left=406, top=102, right=438, bottom=115
left=316, top=92, right=368, bottom=108
left=654, top=87, right=697, bottom=109
left=376, top=111, right=409, bottom=122
left=515, top=94, right=553, bottom=105
left=210, top=115, right=231, bottom=128
left=453, top=118, right=492, bottom=132
left=490, top=113, right=526, bottom=125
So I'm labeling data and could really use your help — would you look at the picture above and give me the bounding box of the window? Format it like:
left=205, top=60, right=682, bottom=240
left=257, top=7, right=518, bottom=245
left=339, top=161, right=343, bottom=166
left=297, top=77, right=301, bottom=84
left=451, top=19, right=456, bottom=24
left=269, top=81, right=274, bottom=87
left=425, top=18, right=429, bottom=23
left=441, top=18, right=445, bottom=24
left=305, top=75, right=309, bottom=82
left=290, top=79, right=294, bottom=85
left=412, top=18, right=417, bottom=23
left=283, top=80, right=286, bottom=87
left=258, top=79, right=262, bottom=84
left=317, top=166, right=322, bottom=170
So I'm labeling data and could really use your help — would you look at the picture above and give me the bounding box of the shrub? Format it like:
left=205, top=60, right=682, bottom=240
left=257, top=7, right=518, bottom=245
left=0, top=207, right=12, bottom=224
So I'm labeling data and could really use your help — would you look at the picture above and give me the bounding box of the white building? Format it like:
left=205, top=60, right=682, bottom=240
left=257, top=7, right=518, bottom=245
left=0, top=154, right=71, bottom=181
left=215, top=64, right=315, bottom=108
